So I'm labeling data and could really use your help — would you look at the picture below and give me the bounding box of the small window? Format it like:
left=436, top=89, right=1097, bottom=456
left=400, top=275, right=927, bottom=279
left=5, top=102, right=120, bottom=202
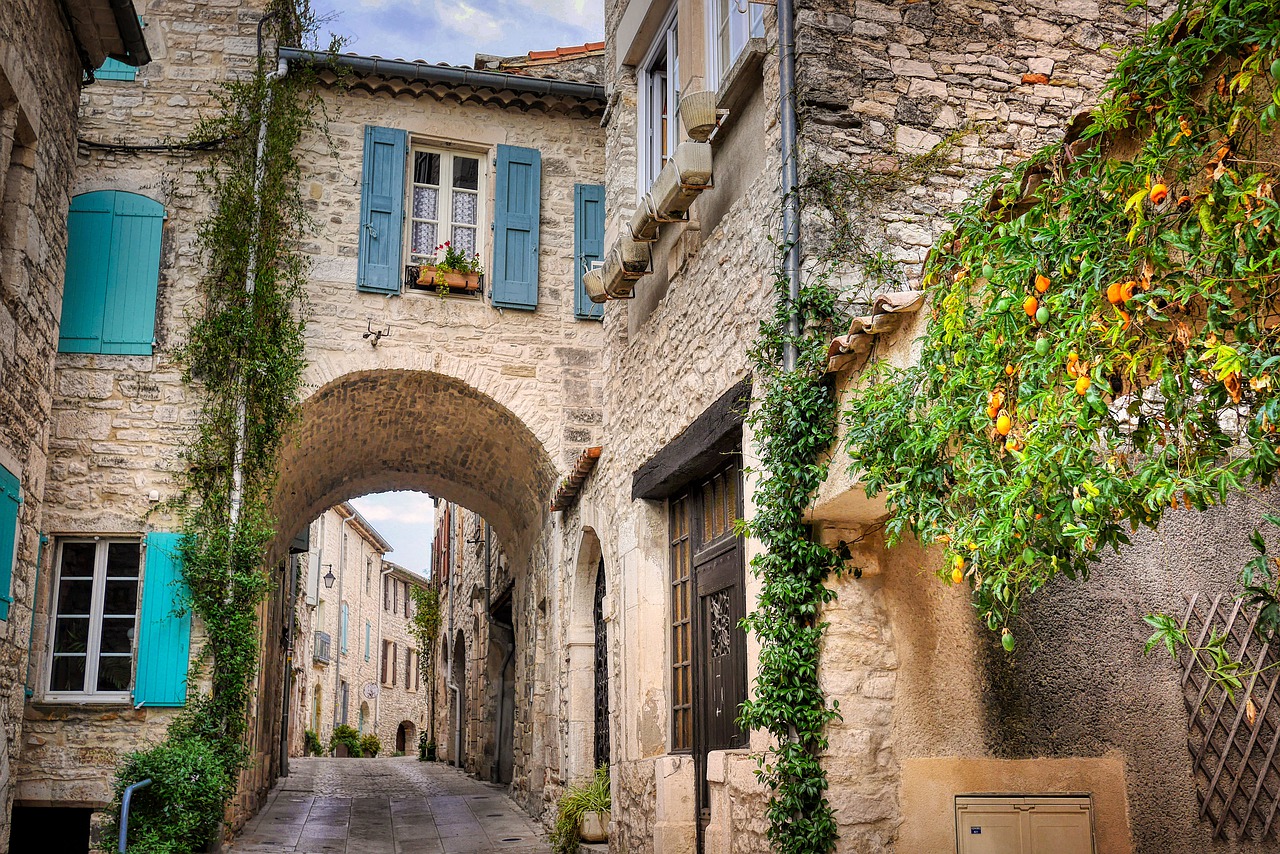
left=47, top=539, right=140, bottom=700
left=707, top=0, right=765, bottom=87
left=407, top=147, right=486, bottom=270
left=639, top=10, right=679, bottom=192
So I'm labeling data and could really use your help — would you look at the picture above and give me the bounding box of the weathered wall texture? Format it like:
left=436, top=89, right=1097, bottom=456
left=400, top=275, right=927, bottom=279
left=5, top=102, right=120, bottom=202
left=0, top=0, right=102, bottom=848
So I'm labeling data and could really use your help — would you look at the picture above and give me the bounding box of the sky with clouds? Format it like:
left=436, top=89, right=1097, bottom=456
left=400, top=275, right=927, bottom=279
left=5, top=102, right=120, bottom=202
left=313, top=0, right=605, bottom=67
left=349, top=491, right=436, bottom=577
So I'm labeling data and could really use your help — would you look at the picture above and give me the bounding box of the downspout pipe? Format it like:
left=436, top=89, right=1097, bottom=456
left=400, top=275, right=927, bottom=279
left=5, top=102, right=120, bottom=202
left=332, top=517, right=347, bottom=730
left=778, top=0, right=802, bottom=372
left=229, top=33, right=289, bottom=567
left=279, top=552, right=299, bottom=775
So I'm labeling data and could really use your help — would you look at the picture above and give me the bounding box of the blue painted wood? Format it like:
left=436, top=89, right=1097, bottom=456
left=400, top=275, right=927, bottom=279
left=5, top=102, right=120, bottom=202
left=58, top=191, right=164, bottom=355
left=341, top=603, right=349, bottom=653
left=0, top=464, right=20, bottom=622
left=95, top=58, right=137, bottom=81
left=134, top=532, right=191, bottom=707
left=491, top=145, right=542, bottom=310
left=573, top=184, right=605, bottom=320
left=357, top=125, right=408, bottom=294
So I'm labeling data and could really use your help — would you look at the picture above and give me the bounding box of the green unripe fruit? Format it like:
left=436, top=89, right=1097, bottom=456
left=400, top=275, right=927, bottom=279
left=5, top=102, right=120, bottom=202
left=982, top=264, right=995, bottom=280
left=1035, top=337, right=1050, bottom=357
left=995, top=299, right=1012, bottom=313
left=1071, top=498, right=1083, bottom=514
left=1002, top=631, right=1016, bottom=653
left=1035, top=305, right=1049, bottom=325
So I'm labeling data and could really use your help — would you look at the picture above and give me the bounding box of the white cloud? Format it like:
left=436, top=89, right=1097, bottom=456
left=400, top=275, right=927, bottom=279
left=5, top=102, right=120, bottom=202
left=351, top=491, right=436, bottom=526
left=435, top=0, right=503, bottom=42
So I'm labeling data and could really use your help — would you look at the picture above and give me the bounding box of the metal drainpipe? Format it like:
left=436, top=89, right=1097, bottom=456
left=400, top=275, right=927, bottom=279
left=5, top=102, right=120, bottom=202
left=332, top=518, right=347, bottom=731
left=375, top=562, right=393, bottom=736
left=229, top=28, right=289, bottom=567
left=23, top=532, right=47, bottom=698
left=778, top=0, right=802, bottom=372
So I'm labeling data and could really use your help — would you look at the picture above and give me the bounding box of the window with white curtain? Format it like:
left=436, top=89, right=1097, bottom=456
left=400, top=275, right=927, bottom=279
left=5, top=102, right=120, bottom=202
left=638, top=9, right=679, bottom=192
left=407, top=146, right=485, bottom=266
left=707, top=0, right=765, bottom=87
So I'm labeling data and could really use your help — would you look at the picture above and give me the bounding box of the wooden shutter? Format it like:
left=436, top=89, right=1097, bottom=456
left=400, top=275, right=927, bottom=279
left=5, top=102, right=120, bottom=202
left=381, top=640, right=389, bottom=683
left=357, top=125, right=407, bottom=294
left=392, top=643, right=398, bottom=687
left=0, top=464, right=20, bottom=621
left=134, top=532, right=191, bottom=707
left=573, top=183, right=605, bottom=320
left=490, top=144, right=541, bottom=310
left=59, top=190, right=164, bottom=355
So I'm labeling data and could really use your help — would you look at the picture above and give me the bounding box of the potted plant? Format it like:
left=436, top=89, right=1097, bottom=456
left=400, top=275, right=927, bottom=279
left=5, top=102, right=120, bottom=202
left=303, top=729, right=323, bottom=757
left=359, top=733, right=381, bottom=758
left=329, top=724, right=362, bottom=758
left=418, top=731, right=437, bottom=761
left=548, top=765, right=611, bottom=854
left=416, top=241, right=484, bottom=293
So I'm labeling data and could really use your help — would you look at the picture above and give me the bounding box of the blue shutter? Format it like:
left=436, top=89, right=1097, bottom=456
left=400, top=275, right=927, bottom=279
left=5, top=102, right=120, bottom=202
left=491, top=145, right=542, bottom=310
left=573, top=184, right=605, bottom=320
left=96, top=58, right=137, bottom=82
left=357, top=125, right=407, bottom=294
left=341, top=603, right=349, bottom=653
left=0, top=464, right=21, bottom=622
left=134, top=532, right=191, bottom=707
left=59, top=191, right=164, bottom=355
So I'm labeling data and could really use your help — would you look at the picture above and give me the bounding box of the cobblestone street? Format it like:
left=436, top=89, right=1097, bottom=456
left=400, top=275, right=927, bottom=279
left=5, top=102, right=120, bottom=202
left=226, top=757, right=549, bottom=854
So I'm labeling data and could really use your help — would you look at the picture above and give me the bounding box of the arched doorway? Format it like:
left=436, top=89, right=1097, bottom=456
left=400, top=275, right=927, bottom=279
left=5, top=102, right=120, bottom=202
left=567, top=528, right=608, bottom=781
left=396, top=721, right=415, bottom=753
left=359, top=702, right=369, bottom=734
left=592, top=557, right=609, bottom=769
left=451, top=630, right=467, bottom=767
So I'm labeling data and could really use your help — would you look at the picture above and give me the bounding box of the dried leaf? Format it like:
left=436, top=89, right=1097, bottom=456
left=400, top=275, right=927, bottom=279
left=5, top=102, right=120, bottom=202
left=1247, top=697, right=1258, bottom=727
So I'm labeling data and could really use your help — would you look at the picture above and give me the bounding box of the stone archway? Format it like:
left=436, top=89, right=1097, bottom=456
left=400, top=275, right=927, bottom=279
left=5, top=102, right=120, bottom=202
left=396, top=720, right=415, bottom=753
left=272, top=369, right=559, bottom=561
left=565, top=528, right=607, bottom=782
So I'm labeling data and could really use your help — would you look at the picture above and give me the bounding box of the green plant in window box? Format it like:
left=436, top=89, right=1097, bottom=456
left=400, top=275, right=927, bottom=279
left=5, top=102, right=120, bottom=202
left=416, top=241, right=485, bottom=293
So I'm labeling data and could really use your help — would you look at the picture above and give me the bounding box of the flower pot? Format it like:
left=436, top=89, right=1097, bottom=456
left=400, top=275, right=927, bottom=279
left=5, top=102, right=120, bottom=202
left=679, top=89, right=720, bottom=142
left=426, top=745, right=437, bottom=761
left=416, top=265, right=482, bottom=292
left=580, top=810, right=609, bottom=843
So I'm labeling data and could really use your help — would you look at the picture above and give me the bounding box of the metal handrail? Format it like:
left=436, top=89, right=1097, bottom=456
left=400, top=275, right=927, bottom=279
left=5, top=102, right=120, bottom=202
left=118, top=778, right=152, bottom=853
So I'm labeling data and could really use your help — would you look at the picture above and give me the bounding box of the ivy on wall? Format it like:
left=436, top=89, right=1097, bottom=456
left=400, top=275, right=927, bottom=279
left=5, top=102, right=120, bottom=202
left=104, top=5, right=336, bottom=850
left=844, top=0, right=1280, bottom=658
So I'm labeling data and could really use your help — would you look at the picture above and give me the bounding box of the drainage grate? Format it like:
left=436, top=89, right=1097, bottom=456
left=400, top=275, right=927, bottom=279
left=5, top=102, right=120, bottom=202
left=501, top=838, right=523, bottom=842
left=1180, top=592, right=1280, bottom=840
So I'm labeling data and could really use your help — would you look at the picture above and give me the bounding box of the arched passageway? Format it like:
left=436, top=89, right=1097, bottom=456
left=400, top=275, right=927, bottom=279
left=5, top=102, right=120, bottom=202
left=450, top=630, right=467, bottom=768
left=272, top=369, right=558, bottom=561
left=396, top=721, right=415, bottom=753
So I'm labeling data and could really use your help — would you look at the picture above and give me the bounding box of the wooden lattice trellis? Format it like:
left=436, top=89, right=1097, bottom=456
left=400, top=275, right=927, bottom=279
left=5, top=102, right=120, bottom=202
left=1180, top=592, right=1280, bottom=840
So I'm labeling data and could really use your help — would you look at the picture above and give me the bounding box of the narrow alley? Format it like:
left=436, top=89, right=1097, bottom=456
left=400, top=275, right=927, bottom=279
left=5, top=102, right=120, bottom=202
left=227, top=757, right=548, bottom=854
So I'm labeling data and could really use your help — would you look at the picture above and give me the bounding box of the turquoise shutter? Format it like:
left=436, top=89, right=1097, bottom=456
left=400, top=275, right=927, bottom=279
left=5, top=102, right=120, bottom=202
left=573, top=184, right=605, bottom=320
left=491, top=145, right=542, bottom=310
left=0, top=465, right=21, bottom=622
left=357, top=125, right=407, bottom=294
left=341, top=603, right=348, bottom=653
left=96, top=58, right=137, bottom=82
left=59, top=191, right=164, bottom=355
left=135, top=532, right=191, bottom=707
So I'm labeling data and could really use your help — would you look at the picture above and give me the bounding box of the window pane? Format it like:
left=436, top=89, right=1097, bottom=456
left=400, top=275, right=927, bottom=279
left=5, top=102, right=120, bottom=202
left=51, top=656, right=87, bottom=692
left=54, top=617, right=91, bottom=653
left=451, top=226, right=476, bottom=257
left=413, top=186, right=438, bottom=221
left=57, top=578, right=93, bottom=615
left=60, top=543, right=95, bottom=578
left=414, top=151, right=440, bottom=185
left=412, top=222, right=438, bottom=256
left=452, top=191, right=478, bottom=226
left=96, top=655, right=132, bottom=692
left=99, top=618, right=135, bottom=654
left=453, top=157, right=479, bottom=191
left=103, top=579, right=138, bottom=615
left=107, top=542, right=140, bottom=577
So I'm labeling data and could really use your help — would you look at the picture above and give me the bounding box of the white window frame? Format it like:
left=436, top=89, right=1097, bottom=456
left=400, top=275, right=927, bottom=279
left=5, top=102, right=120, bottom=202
left=405, top=143, right=487, bottom=271
left=638, top=7, right=679, bottom=193
left=45, top=538, right=141, bottom=703
left=707, top=0, right=766, bottom=88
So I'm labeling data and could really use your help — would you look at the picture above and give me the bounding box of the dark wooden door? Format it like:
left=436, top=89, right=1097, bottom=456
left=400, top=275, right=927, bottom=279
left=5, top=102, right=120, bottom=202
left=593, top=558, right=610, bottom=769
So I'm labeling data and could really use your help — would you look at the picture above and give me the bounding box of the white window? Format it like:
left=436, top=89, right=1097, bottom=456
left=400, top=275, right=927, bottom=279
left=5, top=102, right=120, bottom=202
left=639, top=10, right=679, bottom=192
left=407, top=146, right=485, bottom=266
left=707, top=0, right=765, bottom=87
left=47, top=539, right=140, bottom=700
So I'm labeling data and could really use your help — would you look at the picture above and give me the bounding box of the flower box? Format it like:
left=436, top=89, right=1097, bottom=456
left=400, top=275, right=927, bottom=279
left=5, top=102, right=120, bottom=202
left=406, top=265, right=483, bottom=294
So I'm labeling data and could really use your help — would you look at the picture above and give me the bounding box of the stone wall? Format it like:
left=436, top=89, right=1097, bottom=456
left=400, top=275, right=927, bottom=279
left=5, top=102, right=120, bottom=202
left=0, top=0, right=107, bottom=849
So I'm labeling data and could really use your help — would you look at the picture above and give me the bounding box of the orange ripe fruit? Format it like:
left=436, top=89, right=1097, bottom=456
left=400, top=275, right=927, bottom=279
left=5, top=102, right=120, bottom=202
left=1075, top=376, right=1092, bottom=395
left=951, top=566, right=965, bottom=585
left=1120, top=280, right=1136, bottom=302
left=1106, top=281, right=1123, bottom=304
left=1149, top=183, right=1169, bottom=204
left=1118, top=309, right=1131, bottom=330
left=1005, top=364, right=1016, bottom=376
left=996, top=414, right=1012, bottom=435
left=1023, top=295, right=1039, bottom=317
left=1035, top=274, right=1051, bottom=293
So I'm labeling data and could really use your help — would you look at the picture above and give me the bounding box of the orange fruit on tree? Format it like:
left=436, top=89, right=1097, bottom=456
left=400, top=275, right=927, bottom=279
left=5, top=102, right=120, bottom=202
left=951, top=566, right=965, bottom=585
left=1075, top=375, right=1092, bottom=395
left=1106, top=281, right=1123, bottom=304
left=1035, top=274, right=1051, bottom=293
left=996, top=414, right=1012, bottom=435
left=1120, top=280, right=1136, bottom=302
left=1005, top=364, right=1016, bottom=376
left=1149, top=183, right=1169, bottom=204
left=1023, top=295, right=1038, bottom=317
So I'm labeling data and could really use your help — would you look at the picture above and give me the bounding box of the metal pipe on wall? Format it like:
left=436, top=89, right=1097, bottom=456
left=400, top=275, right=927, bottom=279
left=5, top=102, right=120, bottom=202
left=332, top=517, right=347, bottom=730
left=778, top=0, right=802, bottom=372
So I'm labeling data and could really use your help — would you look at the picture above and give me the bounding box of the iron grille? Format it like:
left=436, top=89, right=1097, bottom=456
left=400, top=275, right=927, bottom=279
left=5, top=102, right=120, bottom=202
left=1180, top=592, right=1280, bottom=840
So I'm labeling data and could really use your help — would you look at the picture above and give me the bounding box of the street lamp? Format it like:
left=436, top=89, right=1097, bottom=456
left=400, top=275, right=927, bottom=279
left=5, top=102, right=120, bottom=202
left=322, top=564, right=336, bottom=589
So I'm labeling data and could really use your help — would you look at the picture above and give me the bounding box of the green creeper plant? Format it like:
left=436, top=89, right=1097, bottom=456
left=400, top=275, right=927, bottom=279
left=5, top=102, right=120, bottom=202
left=103, top=3, right=338, bottom=850
left=843, top=0, right=1280, bottom=655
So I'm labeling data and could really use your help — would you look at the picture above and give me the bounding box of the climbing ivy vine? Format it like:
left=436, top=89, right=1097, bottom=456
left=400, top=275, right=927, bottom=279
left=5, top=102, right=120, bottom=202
left=104, top=5, right=336, bottom=851
left=844, top=0, right=1280, bottom=659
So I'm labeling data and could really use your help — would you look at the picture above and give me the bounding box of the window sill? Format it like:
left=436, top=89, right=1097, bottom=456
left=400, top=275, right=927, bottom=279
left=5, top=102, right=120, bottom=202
left=714, top=38, right=767, bottom=135
left=26, top=699, right=143, bottom=720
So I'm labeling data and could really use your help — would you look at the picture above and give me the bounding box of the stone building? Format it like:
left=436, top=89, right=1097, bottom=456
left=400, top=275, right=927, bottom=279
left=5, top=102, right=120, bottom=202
left=294, top=503, right=429, bottom=756
left=0, top=0, right=146, bottom=850
left=7, top=0, right=608, bottom=843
